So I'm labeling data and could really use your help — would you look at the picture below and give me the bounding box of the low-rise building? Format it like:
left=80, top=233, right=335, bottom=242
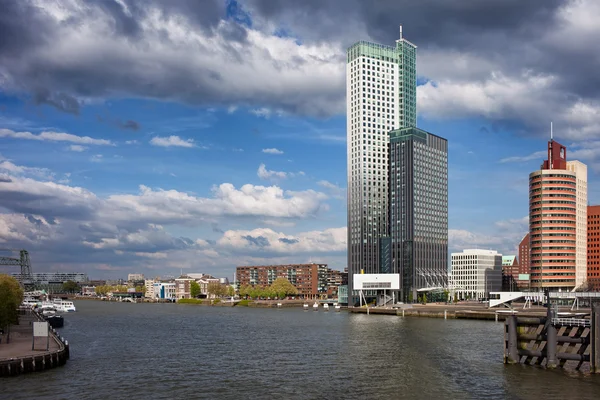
left=153, top=282, right=176, bottom=300
left=451, top=249, right=502, bottom=300
left=502, top=255, right=519, bottom=291
left=236, top=263, right=329, bottom=298
left=175, top=276, right=195, bottom=299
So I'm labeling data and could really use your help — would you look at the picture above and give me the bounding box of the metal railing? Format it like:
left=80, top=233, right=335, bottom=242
left=551, top=317, right=590, bottom=327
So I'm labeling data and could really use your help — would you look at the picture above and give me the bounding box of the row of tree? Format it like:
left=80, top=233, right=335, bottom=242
left=0, top=274, right=24, bottom=343
left=94, top=285, right=145, bottom=295
left=239, top=278, right=298, bottom=300
left=190, top=281, right=235, bottom=298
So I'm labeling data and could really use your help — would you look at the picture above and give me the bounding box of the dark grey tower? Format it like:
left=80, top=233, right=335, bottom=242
left=388, top=127, right=448, bottom=301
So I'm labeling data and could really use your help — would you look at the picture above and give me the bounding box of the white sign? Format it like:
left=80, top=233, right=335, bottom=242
left=33, top=321, right=49, bottom=337
left=353, top=274, right=400, bottom=291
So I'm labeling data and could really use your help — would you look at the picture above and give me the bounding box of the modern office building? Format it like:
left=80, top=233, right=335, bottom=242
left=236, top=263, right=330, bottom=298
left=389, top=127, right=448, bottom=301
left=346, top=26, right=418, bottom=302
left=153, top=282, right=176, bottom=300
left=450, top=249, right=502, bottom=300
left=529, top=140, right=587, bottom=291
left=588, top=205, right=600, bottom=290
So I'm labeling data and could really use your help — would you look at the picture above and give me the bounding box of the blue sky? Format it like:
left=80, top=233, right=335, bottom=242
left=1, top=0, right=599, bottom=279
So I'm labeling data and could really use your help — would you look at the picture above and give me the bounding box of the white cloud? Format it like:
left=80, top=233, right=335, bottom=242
left=227, top=105, right=238, bottom=114
left=499, top=150, right=547, bottom=163
left=250, top=108, right=272, bottom=118
left=125, top=140, right=138, bottom=145
left=0, top=160, right=54, bottom=180
left=217, top=227, right=346, bottom=253
left=68, top=144, right=87, bottom=152
left=262, top=148, right=284, bottom=155
left=0, top=128, right=113, bottom=146
left=449, top=216, right=528, bottom=255
left=150, top=135, right=195, bottom=148
left=257, top=163, right=287, bottom=180
left=90, top=154, right=103, bottom=163
left=317, top=180, right=346, bottom=200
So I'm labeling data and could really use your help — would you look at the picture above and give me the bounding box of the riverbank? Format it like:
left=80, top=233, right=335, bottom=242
left=0, top=311, right=70, bottom=377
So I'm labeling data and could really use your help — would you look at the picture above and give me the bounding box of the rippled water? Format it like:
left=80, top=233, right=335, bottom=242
left=3, top=301, right=600, bottom=399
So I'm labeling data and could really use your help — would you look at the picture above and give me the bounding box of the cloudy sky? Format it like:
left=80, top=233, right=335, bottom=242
left=1, top=0, right=599, bottom=279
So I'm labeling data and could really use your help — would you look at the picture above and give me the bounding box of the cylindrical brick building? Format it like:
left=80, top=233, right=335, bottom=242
left=528, top=139, right=583, bottom=290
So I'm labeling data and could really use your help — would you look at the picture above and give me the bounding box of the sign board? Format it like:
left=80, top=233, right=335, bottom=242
left=33, top=321, right=49, bottom=337
left=353, top=274, right=400, bottom=291
left=518, top=274, right=530, bottom=281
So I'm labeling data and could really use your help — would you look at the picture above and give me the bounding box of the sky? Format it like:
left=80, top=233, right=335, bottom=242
left=1, top=0, right=600, bottom=279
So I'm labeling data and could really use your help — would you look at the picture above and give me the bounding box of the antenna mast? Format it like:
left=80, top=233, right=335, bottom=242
left=550, top=121, right=553, bottom=140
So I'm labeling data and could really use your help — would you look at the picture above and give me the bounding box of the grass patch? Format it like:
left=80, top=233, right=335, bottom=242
left=177, top=298, right=204, bottom=304
left=236, top=299, right=250, bottom=307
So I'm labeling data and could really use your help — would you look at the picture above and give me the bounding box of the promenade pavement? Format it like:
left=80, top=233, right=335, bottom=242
left=0, top=313, right=60, bottom=360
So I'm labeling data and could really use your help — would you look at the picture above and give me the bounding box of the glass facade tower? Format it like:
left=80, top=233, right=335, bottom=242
left=346, top=27, right=417, bottom=303
left=389, top=127, right=448, bottom=301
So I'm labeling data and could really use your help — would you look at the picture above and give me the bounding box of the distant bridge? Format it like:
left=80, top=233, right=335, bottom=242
left=0, top=249, right=33, bottom=286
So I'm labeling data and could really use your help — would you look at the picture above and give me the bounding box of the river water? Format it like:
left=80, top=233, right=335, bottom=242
left=3, top=301, right=600, bottom=399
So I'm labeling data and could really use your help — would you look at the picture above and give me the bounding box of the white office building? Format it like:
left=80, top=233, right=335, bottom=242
left=451, top=249, right=502, bottom=300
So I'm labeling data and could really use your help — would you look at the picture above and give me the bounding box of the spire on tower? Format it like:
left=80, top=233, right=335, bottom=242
left=399, top=25, right=403, bottom=40
left=550, top=121, right=553, bottom=140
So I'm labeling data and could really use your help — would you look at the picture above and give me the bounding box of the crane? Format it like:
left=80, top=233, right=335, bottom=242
left=0, top=249, right=34, bottom=286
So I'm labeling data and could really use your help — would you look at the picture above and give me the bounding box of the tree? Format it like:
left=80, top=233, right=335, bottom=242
left=408, top=291, right=413, bottom=303
left=422, top=293, right=427, bottom=305
left=227, top=285, right=235, bottom=297
left=62, top=280, right=79, bottom=293
left=269, top=278, right=298, bottom=299
left=207, top=282, right=226, bottom=298
left=135, top=285, right=146, bottom=293
left=239, top=285, right=251, bottom=298
left=0, top=274, right=24, bottom=344
left=190, top=281, right=201, bottom=298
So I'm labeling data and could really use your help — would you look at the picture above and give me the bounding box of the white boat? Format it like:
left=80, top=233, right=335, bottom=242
left=323, top=303, right=329, bottom=311
left=303, top=303, right=309, bottom=310
left=53, top=299, right=77, bottom=312
left=276, top=303, right=282, bottom=308
left=313, top=302, right=319, bottom=311
left=21, top=298, right=40, bottom=308
left=335, top=304, right=341, bottom=312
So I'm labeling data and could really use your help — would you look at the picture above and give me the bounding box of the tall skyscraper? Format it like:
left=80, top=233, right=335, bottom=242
left=346, top=27, right=417, bottom=302
left=389, top=127, right=448, bottom=301
left=529, top=140, right=587, bottom=291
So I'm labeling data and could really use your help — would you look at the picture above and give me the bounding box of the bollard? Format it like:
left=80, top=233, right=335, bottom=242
left=402, top=309, right=405, bottom=317
left=444, top=310, right=447, bottom=320
left=495, top=313, right=498, bottom=323
left=545, top=306, right=558, bottom=368
left=367, top=307, right=369, bottom=315
left=592, top=303, right=600, bottom=373
left=506, top=315, right=519, bottom=364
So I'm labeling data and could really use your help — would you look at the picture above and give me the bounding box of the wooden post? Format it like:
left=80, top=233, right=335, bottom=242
left=506, top=315, right=519, bottom=364
left=592, top=303, right=600, bottom=373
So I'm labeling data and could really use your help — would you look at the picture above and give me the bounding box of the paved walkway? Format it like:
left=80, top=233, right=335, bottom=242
left=0, top=313, right=60, bottom=360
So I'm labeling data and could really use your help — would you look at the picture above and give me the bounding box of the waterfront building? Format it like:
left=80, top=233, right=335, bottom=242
left=12, top=272, right=88, bottom=283
left=236, top=263, right=329, bottom=298
left=346, top=26, right=417, bottom=301
left=588, top=205, right=600, bottom=290
left=195, top=275, right=221, bottom=297
left=501, top=255, right=519, bottom=291
left=127, top=273, right=144, bottom=282
left=388, top=127, right=448, bottom=301
left=144, top=279, right=156, bottom=298
left=529, top=140, right=587, bottom=290
left=518, top=233, right=531, bottom=283
left=153, top=282, right=176, bottom=300
left=451, top=249, right=502, bottom=300
left=326, top=268, right=348, bottom=297
left=175, top=276, right=194, bottom=299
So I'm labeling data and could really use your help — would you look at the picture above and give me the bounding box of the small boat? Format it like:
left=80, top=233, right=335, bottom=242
left=313, top=302, right=319, bottom=311
left=335, top=304, right=341, bottom=312
left=21, top=298, right=41, bottom=308
left=323, top=303, right=329, bottom=311
left=276, top=303, right=282, bottom=308
left=303, top=303, right=309, bottom=311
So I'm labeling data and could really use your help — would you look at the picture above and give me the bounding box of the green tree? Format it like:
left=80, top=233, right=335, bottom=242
left=0, top=274, right=24, bottom=343
left=190, top=281, right=201, bottom=298
left=227, top=285, right=235, bottom=297
left=408, top=291, right=413, bottom=303
left=239, top=285, right=251, bottom=298
left=135, top=285, right=146, bottom=293
left=422, top=293, right=427, bottom=304
left=208, top=282, right=225, bottom=298
left=62, top=280, right=79, bottom=293
left=269, top=277, right=298, bottom=299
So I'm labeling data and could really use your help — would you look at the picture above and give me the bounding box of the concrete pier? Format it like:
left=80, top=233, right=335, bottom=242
left=0, top=312, right=69, bottom=377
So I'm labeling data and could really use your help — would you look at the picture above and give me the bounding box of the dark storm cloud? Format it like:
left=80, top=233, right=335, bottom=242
left=33, top=88, right=80, bottom=115
left=242, top=235, right=270, bottom=247
left=278, top=237, right=299, bottom=244
left=96, top=115, right=141, bottom=131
